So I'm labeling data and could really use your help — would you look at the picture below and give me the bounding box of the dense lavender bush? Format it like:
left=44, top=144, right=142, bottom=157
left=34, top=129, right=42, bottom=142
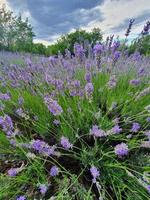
left=0, top=40, right=150, bottom=200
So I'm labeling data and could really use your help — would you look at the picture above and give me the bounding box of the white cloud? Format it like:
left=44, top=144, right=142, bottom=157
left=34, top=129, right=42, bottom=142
left=34, top=34, right=61, bottom=46
left=0, top=0, right=10, bottom=8
left=34, top=39, right=51, bottom=46
left=82, top=0, right=150, bottom=39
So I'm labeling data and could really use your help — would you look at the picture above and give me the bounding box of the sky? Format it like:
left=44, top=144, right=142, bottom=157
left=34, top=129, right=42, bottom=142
left=1, top=0, right=150, bottom=45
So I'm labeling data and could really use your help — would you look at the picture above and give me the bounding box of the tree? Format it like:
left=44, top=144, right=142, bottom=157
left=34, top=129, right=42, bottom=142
left=0, top=4, right=35, bottom=51
left=47, top=28, right=103, bottom=55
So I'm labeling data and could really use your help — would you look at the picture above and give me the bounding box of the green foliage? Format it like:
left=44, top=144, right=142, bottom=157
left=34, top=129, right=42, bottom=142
left=0, top=5, right=35, bottom=52
left=129, top=35, right=150, bottom=55
left=46, top=28, right=103, bottom=55
left=0, top=63, right=149, bottom=199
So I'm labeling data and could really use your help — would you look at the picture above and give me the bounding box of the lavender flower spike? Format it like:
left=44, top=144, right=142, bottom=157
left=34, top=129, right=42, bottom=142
left=39, top=184, right=48, bottom=195
left=112, top=125, right=122, bottom=134
left=16, top=196, right=26, bottom=200
left=146, top=185, right=150, bottom=194
left=8, top=168, right=18, bottom=177
left=50, top=166, right=59, bottom=177
left=85, top=82, right=94, bottom=98
left=44, top=96, right=63, bottom=116
left=131, top=122, right=140, bottom=132
left=115, top=143, right=129, bottom=158
left=60, top=136, right=72, bottom=150
left=90, top=125, right=106, bottom=137
left=0, top=93, right=11, bottom=100
left=90, top=166, right=100, bottom=183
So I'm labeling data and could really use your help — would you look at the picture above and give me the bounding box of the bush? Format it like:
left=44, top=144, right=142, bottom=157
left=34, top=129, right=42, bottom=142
left=0, top=43, right=150, bottom=199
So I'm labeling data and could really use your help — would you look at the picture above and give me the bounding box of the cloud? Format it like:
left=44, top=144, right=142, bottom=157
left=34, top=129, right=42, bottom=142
left=83, top=0, right=150, bottom=38
left=5, top=0, right=150, bottom=44
left=7, top=0, right=103, bottom=43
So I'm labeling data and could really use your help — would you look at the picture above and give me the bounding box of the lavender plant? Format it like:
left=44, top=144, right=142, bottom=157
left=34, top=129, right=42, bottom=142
left=0, top=37, right=150, bottom=200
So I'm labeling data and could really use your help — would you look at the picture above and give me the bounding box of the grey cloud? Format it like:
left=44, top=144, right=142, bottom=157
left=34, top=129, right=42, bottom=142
left=110, top=11, right=150, bottom=33
left=7, top=0, right=104, bottom=42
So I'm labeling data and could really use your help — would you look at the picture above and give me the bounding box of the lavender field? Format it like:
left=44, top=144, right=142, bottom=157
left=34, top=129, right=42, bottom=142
left=0, top=40, right=150, bottom=200
left=0, top=1, right=150, bottom=199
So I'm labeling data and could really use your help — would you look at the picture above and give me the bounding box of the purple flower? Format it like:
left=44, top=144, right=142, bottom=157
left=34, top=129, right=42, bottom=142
left=131, top=122, right=140, bottom=132
left=39, top=184, right=48, bottom=195
left=72, top=80, right=80, bottom=87
left=31, top=139, right=55, bottom=156
left=93, top=44, right=104, bottom=55
left=0, top=115, right=14, bottom=136
left=42, top=145, right=56, bottom=156
left=90, top=166, right=100, bottom=183
left=112, top=41, right=120, bottom=52
left=113, top=118, right=120, bottom=124
left=129, top=79, right=141, bottom=86
left=8, top=168, right=18, bottom=177
left=90, top=125, right=106, bottom=137
left=0, top=93, right=11, bottom=100
left=141, top=141, right=150, bottom=148
left=138, top=67, right=145, bottom=77
left=16, top=196, right=26, bottom=200
left=114, top=143, right=129, bottom=157
left=74, top=43, right=85, bottom=58
left=112, top=125, right=122, bottom=134
left=51, top=79, right=64, bottom=90
left=107, top=76, right=117, bottom=89
left=136, top=87, right=150, bottom=100
left=18, top=96, right=24, bottom=105
left=31, top=139, right=45, bottom=152
left=9, top=139, right=17, bottom=146
left=146, top=185, right=150, bottom=193
left=44, top=96, right=63, bottom=116
left=60, top=136, right=72, bottom=150
left=125, top=19, right=135, bottom=37
left=16, top=108, right=25, bottom=117
left=141, top=21, right=150, bottom=35
left=145, top=131, right=150, bottom=140
left=85, top=82, right=94, bottom=98
left=146, top=117, right=150, bottom=122
left=85, top=72, right=91, bottom=83
left=50, top=166, right=59, bottom=177
left=85, top=62, right=91, bottom=70
left=113, top=51, right=121, bottom=61
left=53, top=119, right=60, bottom=125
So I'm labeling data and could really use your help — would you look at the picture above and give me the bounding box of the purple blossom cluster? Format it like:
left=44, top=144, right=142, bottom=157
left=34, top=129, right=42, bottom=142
left=50, top=165, right=59, bottom=177
left=90, top=125, right=106, bottom=137
left=0, top=93, right=11, bottom=100
left=85, top=82, right=94, bottom=98
left=0, top=115, right=14, bottom=136
left=90, top=166, right=100, bottom=183
left=107, top=75, right=117, bottom=89
left=31, top=139, right=56, bottom=156
left=131, top=122, right=140, bottom=132
left=8, top=168, right=18, bottom=177
left=129, top=79, right=141, bottom=86
left=44, top=96, right=63, bottom=116
left=39, top=184, right=48, bottom=195
left=93, top=44, right=104, bottom=56
left=60, top=136, right=72, bottom=150
left=114, top=143, right=129, bottom=158
left=112, top=125, right=122, bottom=134
left=16, top=196, right=26, bottom=200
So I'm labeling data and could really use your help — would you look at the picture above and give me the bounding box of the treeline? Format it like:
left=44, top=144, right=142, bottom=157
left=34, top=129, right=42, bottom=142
left=0, top=5, right=150, bottom=56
